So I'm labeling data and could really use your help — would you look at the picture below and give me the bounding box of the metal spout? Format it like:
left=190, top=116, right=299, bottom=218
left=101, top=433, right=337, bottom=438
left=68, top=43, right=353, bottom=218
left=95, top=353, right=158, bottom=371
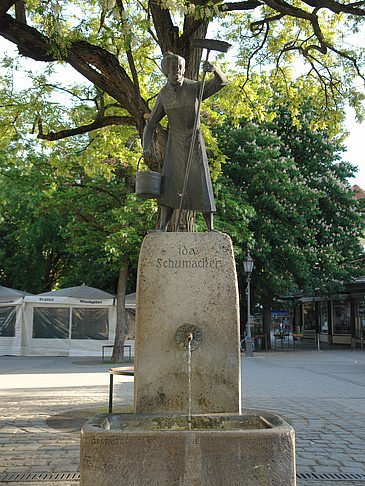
left=175, top=323, right=202, bottom=351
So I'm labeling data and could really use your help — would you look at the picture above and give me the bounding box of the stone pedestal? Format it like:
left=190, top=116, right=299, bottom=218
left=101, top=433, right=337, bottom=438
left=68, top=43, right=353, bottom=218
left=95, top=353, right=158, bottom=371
left=80, top=231, right=297, bottom=486
left=134, top=232, right=241, bottom=414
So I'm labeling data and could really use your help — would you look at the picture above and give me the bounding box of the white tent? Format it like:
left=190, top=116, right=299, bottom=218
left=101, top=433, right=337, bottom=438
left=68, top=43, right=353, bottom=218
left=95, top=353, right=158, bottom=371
left=0, top=285, right=32, bottom=356
left=125, top=292, right=136, bottom=309
left=23, top=284, right=117, bottom=356
left=124, top=292, right=136, bottom=342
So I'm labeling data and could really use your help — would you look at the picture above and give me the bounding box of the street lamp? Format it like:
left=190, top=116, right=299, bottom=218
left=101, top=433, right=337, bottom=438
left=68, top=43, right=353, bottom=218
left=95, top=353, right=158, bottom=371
left=244, top=251, right=254, bottom=357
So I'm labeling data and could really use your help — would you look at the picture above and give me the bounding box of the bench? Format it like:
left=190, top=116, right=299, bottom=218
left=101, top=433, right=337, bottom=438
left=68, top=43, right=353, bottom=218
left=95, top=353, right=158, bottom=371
left=102, top=344, right=132, bottom=362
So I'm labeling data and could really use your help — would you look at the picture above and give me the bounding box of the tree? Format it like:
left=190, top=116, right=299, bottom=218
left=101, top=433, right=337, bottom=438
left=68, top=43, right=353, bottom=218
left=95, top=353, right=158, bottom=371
left=0, top=0, right=364, bottom=352
left=53, top=165, right=157, bottom=361
left=215, top=99, right=364, bottom=347
left=0, top=145, right=157, bottom=361
left=0, top=0, right=363, bottom=182
left=0, top=155, right=69, bottom=292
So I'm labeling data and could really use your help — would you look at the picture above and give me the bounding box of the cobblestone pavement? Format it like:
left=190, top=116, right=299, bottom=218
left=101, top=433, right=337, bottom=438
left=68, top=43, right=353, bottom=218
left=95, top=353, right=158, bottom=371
left=243, top=349, right=365, bottom=485
left=0, top=349, right=364, bottom=485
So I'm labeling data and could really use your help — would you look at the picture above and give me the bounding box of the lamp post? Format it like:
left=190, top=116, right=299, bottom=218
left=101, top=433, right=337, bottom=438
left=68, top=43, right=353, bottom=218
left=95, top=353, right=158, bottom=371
left=244, top=251, right=254, bottom=357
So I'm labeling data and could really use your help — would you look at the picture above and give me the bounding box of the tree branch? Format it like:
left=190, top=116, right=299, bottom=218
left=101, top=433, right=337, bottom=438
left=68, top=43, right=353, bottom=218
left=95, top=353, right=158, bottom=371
left=115, top=0, right=140, bottom=97
left=251, top=13, right=284, bottom=31
left=14, top=0, right=25, bottom=23
left=71, top=182, right=124, bottom=206
left=220, top=0, right=262, bottom=11
left=301, top=0, right=365, bottom=15
left=0, top=14, right=149, bottom=134
left=43, top=84, right=94, bottom=102
left=262, top=0, right=328, bottom=53
left=148, top=0, right=176, bottom=53
left=71, top=41, right=136, bottom=97
left=0, top=13, right=54, bottom=61
left=276, top=41, right=343, bottom=110
left=37, top=115, right=135, bottom=141
left=264, top=0, right=314, bottom=21
left=327, top=44, right=365, bottom=82
left=0, top=0, right=15, bottom=17
left=75, top=211, right=107, bottom=232
left=241, top=22, right=270, bottom=90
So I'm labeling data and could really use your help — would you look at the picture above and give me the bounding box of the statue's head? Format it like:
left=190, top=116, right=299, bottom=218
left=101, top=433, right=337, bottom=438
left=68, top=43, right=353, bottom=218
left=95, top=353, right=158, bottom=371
left=162, top=52, right=185, bottom=87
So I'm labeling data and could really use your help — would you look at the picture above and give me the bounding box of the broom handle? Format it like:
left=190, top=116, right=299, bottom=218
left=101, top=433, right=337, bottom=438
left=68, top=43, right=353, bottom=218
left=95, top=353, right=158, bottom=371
left=175, top=49, right=210, bottom=231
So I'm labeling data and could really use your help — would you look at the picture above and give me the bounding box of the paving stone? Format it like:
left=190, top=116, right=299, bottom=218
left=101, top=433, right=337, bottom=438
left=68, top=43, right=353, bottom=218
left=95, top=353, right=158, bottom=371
left=0, top=350, right=364, bottom=485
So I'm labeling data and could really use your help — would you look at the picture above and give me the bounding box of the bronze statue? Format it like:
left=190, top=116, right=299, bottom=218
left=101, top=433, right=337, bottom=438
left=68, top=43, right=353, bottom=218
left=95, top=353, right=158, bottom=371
left=143, top=52, right=228, bottom=231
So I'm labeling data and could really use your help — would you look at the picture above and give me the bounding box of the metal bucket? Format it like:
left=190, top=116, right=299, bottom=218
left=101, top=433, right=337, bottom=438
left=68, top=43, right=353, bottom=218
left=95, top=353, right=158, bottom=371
left=135, top=157, right=161, bottom=199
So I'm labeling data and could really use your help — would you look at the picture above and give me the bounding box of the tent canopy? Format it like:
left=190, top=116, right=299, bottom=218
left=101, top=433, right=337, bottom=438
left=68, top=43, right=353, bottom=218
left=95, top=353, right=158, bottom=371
left=125, top=292, right=136, bottom=308
left=0, top=285, right=32, bottom=299
left=22, top=284, right=117, bottom=356
left=36, top=283, right=115, bottom=299
left=24, top=284, right=115, bottom=306
left=0, top=285, right=32, bottom=356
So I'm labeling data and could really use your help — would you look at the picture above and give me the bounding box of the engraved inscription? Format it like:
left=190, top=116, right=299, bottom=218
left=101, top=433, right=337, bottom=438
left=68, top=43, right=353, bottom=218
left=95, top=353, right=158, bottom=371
left=178, top=245, right=196, bottom=256
left=156, top=257, right=222, bottom=270
left=156, top=245, right=224, bottom=270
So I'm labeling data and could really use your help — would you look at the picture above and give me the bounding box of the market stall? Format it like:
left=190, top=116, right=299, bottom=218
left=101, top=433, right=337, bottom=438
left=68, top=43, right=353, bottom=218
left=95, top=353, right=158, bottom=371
left=0, top=285, right=32, bottom=356
left=22, top=284, right=117, bottom=356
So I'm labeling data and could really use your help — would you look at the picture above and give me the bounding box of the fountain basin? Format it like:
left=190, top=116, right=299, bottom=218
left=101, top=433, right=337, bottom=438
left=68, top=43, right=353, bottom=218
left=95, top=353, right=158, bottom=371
left=80, top=411, right=296, bottom=485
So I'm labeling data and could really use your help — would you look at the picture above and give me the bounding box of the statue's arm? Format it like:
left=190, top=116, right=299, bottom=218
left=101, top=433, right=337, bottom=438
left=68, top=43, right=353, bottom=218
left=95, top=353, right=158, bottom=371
left=142, top=94, right=166, bottom=157
left=202, top=62, right=228, bottom=100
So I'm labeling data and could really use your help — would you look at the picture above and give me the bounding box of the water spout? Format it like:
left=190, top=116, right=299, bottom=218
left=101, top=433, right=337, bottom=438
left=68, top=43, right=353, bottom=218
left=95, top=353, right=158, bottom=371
left=188, top=339, right=192, bottom=430
left=174, top=324, right=202, bottom=430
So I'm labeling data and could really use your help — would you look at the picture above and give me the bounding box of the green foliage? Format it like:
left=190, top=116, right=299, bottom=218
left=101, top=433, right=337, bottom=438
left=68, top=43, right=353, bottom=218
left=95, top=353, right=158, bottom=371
left=0, top=159, right=69, bottom=292
left=0, top=144, right=157, bottom=293
left=219, top=8, right=365, bottom=122
left=217, top=69, right=349, bottom=139
left=215, top=100, right=364, bottom=304
left=0, top=0, right=364, bottom=301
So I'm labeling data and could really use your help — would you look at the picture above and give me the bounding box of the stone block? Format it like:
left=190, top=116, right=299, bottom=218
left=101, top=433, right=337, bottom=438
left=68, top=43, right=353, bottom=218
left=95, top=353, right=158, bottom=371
left=80, top=412, right=296, bottom=486
left=134, top=232, right=241, bottom=414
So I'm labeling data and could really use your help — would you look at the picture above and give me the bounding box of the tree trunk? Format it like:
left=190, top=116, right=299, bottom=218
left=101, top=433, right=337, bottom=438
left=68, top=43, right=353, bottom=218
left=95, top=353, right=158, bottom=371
left=182, top=22, right=209, bottom=80
left=112, top=259, right=128, bottom=362
left=263, top=297, right=273, bottom=351
left=169, top=210, right=195, bottom=232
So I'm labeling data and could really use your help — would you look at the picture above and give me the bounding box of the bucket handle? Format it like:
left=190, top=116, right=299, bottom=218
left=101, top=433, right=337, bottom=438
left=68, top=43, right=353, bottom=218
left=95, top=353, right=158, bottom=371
left=137, top=155, right=161, bottom=172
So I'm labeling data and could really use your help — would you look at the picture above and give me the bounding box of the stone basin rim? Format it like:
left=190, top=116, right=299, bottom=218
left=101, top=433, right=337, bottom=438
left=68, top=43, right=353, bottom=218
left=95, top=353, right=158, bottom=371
left=82, top=411, right=293, bottom=435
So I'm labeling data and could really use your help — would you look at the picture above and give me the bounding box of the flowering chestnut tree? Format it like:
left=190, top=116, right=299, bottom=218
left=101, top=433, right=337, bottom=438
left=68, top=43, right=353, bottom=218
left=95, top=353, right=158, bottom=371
left=215, top=100, right=364, bottom=345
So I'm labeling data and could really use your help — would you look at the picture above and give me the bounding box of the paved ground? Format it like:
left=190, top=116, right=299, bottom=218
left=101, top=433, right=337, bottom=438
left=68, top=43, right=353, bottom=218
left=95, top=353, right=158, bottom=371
left=0, top=349, right=364, bottom=485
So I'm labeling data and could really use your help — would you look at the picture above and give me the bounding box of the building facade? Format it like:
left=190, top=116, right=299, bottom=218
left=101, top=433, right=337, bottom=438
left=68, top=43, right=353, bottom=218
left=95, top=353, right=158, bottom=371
left=293, top=278, right=365, bottom=347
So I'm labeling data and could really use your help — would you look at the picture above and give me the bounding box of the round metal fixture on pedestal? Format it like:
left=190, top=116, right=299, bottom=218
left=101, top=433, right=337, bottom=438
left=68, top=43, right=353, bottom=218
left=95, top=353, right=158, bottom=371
left=175, top=324, right=202, bottom=351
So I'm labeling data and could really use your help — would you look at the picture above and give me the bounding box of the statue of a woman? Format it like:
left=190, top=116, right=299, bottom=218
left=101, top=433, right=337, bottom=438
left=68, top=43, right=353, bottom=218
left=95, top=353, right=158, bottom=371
left=143, top=52, right=227, bottom=231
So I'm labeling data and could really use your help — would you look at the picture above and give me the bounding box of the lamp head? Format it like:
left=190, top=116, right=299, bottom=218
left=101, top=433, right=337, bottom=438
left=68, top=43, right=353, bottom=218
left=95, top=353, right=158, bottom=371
left=243, top=251, right=254, bottom=274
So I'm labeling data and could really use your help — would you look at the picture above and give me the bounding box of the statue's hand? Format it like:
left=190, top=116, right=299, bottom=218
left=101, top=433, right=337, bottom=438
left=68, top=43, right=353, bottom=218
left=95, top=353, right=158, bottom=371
left=143, top=150, right=152, bottom=159
left=202, top=61, right=216, bottom=73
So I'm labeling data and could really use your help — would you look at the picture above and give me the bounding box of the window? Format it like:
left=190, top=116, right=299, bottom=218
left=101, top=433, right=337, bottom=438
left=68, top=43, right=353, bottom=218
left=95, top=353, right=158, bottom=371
left=0, top=306, right=16, bottom=337
left=33, top=307, right=69, bottom=338
left=357, top=298, right=365, bottom=338
left=303, top=302, right=316, bottom=330
left=71, top=308, right=109, bottom=340
left=332, top=300, right=351, bottom=335
left=294, top=304, right=302, bottom=333
left=319, top=301, right=328, bottom=332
